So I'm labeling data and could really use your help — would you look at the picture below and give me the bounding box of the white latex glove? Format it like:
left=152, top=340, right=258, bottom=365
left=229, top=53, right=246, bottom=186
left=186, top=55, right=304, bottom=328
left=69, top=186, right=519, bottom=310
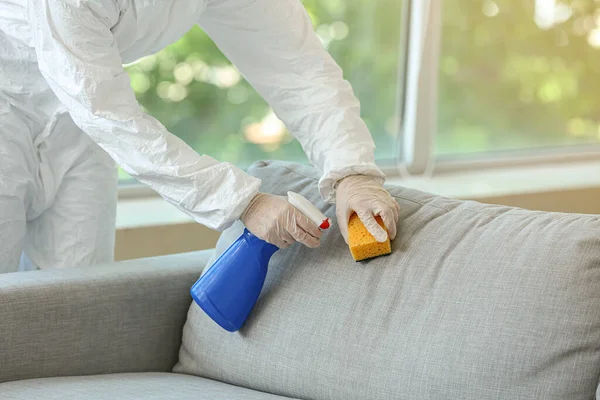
left=240, top=193, right=322, bottom=249
left=335, top=175, right=401, bottom=243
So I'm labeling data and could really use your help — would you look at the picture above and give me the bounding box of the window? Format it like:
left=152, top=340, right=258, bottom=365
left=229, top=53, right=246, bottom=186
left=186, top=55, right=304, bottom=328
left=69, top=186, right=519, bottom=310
left=121, top=0, right=405, bottom=182
left=436, top=0, right=600, bottom=157
left=121, top=0, right=600, bottom=184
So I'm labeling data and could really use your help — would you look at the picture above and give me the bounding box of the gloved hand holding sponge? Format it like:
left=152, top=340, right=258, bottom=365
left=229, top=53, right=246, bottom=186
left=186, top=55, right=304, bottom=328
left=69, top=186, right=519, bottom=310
left=240, top=175, right=400, bottom=260
left=335, top=175, right=400, bottom=244
left=336, top=175, right=401, bottom=261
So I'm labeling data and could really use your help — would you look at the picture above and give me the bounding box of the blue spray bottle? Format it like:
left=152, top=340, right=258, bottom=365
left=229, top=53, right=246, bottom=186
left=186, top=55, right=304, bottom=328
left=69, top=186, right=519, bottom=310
left=190, top=191, right=331, bottom=332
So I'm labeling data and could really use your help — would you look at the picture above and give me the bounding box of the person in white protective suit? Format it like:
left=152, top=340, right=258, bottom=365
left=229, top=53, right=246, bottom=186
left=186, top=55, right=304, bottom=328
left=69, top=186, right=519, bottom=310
left=0, top=0, right=401, bottom=272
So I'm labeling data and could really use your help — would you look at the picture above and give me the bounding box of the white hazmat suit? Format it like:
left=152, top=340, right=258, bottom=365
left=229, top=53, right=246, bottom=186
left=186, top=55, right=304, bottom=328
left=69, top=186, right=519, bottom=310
left=0, top=0, right=392, bottom=272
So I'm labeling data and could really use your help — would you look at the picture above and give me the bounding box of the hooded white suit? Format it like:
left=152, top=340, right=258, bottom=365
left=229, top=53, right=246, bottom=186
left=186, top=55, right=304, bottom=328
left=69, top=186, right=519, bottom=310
left=0, top=0, right=384, bottom=271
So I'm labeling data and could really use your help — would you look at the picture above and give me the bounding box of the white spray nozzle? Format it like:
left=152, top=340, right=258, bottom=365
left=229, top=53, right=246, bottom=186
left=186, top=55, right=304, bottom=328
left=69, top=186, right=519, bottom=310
left=287, top=191, right=331, bottom=230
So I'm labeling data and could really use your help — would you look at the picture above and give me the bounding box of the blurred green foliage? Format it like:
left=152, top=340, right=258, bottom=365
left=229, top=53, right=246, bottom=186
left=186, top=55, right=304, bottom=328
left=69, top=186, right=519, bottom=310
left=438, top=0, right=600, bottom=155
left=121, top=0, right=600, bottom=181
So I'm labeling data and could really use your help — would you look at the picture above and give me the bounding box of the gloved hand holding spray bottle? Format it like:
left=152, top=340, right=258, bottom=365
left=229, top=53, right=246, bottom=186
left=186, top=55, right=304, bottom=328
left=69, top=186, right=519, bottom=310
left=191, top=191, right=331, bottom=332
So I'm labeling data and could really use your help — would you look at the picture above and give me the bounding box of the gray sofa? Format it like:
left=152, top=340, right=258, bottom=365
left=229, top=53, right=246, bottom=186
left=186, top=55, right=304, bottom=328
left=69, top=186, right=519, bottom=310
left=2, top=160, right=600, bottom=399
left=0, top=251, right=292, bottom=399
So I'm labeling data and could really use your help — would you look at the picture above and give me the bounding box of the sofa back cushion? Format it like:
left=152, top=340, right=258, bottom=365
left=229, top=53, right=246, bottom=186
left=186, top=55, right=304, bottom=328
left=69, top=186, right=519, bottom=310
left=175, top=161, right=600, bottom=400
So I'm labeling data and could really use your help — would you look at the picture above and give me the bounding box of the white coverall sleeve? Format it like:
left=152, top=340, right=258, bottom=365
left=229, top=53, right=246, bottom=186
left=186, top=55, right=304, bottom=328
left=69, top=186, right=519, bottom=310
left=28, top=0, right=261, bottom=231
left=198, top=0, right=386, bottom=203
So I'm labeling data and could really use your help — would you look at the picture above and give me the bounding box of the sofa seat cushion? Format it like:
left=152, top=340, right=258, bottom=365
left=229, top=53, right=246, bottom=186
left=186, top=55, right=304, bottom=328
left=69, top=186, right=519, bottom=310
left=175, top=160, right=600, bottom=400
left=0, top=373, right=297, bottom=399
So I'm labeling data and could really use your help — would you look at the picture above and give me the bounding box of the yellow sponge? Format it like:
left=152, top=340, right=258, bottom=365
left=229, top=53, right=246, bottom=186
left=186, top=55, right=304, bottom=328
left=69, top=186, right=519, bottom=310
left=347, top=213, right=392, bottom=261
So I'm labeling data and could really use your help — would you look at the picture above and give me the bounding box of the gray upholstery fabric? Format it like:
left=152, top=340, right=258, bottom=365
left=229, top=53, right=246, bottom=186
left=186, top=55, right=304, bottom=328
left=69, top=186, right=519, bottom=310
left=175, top=161, right=600, bottom=400
left=0, top=373, right=297, bottom=399
left=0, top=250, right=212, bottom=383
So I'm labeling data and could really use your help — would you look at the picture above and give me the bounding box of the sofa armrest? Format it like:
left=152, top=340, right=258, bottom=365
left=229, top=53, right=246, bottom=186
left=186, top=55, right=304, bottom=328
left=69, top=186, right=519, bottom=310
left=0, top=250, right=213, bottom=383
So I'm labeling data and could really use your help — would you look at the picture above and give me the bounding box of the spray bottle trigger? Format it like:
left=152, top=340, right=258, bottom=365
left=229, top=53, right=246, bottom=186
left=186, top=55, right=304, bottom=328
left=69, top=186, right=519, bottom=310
left=287, top=191, right=331, bottom=230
